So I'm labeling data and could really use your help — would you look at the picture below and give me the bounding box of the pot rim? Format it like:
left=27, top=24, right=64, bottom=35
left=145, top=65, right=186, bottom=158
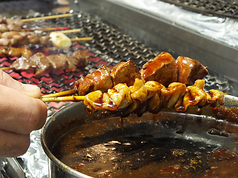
left=41, top=102, right=92, bottom=178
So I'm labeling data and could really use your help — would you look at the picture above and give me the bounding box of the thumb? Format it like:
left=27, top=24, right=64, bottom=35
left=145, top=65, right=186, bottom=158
left=21, top=83, right=41, bottom=98
left=0, top=70, right=41, bottom=98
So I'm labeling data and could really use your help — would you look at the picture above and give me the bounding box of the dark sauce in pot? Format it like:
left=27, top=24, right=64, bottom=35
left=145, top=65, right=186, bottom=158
left=52, top=113, right=238, bottom=178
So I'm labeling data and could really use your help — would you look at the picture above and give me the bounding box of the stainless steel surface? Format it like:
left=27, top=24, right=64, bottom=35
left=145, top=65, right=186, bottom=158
left=0, top=158, right=25, bottom=178
left=70, top=0, right=238, bottom=87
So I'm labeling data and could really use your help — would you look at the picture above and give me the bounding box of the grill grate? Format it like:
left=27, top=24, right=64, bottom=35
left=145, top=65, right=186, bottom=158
left=0, top=12, right=232, bottom=116
left=160, top=0, right=238, bottom=18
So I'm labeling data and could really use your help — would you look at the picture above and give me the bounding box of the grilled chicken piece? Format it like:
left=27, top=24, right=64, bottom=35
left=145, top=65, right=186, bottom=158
left=140, top=52, right=178, bottom=86
left=11, top=56, right=31, bottom=71
left=69, top=50, right=88, bottom=69
left=29, top=52, right=52, bottom=76
left=9, top=49, right=88, bottom=76
left=0, top=47, right=33, bottom=58
left=84, top=78, right=225, bottom=117
left=75, top=65, right=113, bottom=96
left=111, top=60, right=141, bottom=86
left=46, top=54, right=69, bottom=73
left=176, top=56, right=208, bottom=85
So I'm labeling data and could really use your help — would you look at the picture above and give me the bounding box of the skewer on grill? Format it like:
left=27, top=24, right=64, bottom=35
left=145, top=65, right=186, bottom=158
left=22, top=27, right=70, bottom=32
left=21, top=14, right=71, bottom=22
left=0, top=14, right=71, bottom=32
left=0, top=29, right=88, bottom=50
left=1, top=49, right=88, bottom=76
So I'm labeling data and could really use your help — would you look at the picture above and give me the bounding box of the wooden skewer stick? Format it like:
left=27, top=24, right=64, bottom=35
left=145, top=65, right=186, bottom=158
left=41, top=95, right=84, bottom=102
left=71, top=37, right=93, bottom=41
left=41, top=90, right=76, bottom=98
left=22, top=27, right=70, bottom=31
left=0, top=67, right=13, bottom=71
left=22, top=14, right=71, bottom=22
left=59, top=29, right=81, bottom=34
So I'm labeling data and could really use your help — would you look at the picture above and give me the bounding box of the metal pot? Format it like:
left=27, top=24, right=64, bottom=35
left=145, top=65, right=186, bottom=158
left=41, top=96, right=238, bottom=177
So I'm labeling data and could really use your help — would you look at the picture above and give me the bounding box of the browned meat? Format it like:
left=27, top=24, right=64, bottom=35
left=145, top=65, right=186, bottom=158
left=29, top=52, right=52, bottom=76
left=11, top=56, right=32, bottom=71
left=0, top=17, right=23, bottom=32
left=176, top=56, right=208, bottom=85
left=111, top=60, right=141, bottom=86
left=214, top=105, right=238, bottom=123
left=66, top=50, right=88, bottom=71
left=46, top=54, right=69, bottom=73
left=0, top=47, right=33, bottom=58
left=75, top=65, right=113, bottom=96
left=140, top=52, right=178, bottom=86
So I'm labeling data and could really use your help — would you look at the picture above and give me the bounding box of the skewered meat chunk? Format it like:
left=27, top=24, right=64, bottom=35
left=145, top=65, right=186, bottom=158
left=74, top=52, right=209, bottom=96
left=0, top=47, right=33, bottom=58
left=69, top=50, right=88, bottom=69
left=83, top=78, right=225, bottom=117
left=29, top=53, right=52, bottom=76
left=7, top=49, right=88, bottom=76
left=0, top=17, right=23, bottom=32
left=176, top=56, right=208, bottom=85
left=140, top=52, right=178, bottom=86
left=46, top=54, right=69, bottom=73
left=75, top=65, right=113, bottom=96
left=75, top=60, right=140, bottom=96
left=11, top=56, right=31, bottom=71
left=111, top=60, right=141, bottom=86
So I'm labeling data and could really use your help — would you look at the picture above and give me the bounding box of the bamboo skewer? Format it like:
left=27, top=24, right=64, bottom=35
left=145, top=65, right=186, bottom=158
left=71, top=37, right=93, bottom=41
left=22, top=27, right=70, bottom=31
left=0, top=67, right=14, bottom=71
left=41, top=90, right=76, bottom=98
left=59, top=29, right=81, bottom=34
left=22, top=14, right=71, bottom=22
left=41, top=95, right=84, bottom=102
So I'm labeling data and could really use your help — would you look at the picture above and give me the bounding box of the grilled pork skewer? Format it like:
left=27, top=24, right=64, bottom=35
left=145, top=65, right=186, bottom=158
left=74, top=52, right=208, bottom=96
left=0, top=46, right=33, bottom=58
left=0, top=14, right=71, bottom=32
left=2, top=49, right=88, bottom=76
left=0, top=31, right=73, bottom=49
left=0, top=17, right=23, bottom=32
left=41, top=78, right=225, bottom=117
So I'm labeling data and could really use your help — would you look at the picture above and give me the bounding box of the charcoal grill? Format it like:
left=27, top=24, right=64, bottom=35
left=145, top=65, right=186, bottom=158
left=1, top=0, right=238, bottom=177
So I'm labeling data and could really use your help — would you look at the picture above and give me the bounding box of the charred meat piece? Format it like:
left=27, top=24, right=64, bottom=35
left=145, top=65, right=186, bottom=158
left=11, top=56, right=32, bottom=71
left=176, top=56, right=208, bottom=85
left=140, top=52, right=178, bottom=86
left=7, top=49, right=88, bottom=76
left=68, top=50, right=88, bottom=70
left=75, top=65, right=113, bottom=96
left=111, top=60, right=141, bottom=86
left=29, top=52, right=52, bottom=76
left=46, top=54, right=69, bottom=73
left=0, top=17, right=23, bottom=32
left=0, top=47, right=33, bottom=58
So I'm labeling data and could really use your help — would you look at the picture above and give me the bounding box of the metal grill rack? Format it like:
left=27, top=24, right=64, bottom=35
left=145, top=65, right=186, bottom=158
left=160, top=0, right=238, bottom=18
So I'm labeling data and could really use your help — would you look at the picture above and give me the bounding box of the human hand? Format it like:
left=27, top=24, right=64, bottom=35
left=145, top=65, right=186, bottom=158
left=0, top=70, right=47, bottom=157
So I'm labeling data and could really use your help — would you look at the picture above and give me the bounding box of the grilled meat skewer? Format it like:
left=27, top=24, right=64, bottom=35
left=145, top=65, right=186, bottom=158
left=42, top=79, right=224, bottom=117
left=0, top=46, right=33, bottom=58
left=84, top=78, right=224, bottom=116
left=0, top=17, right=23, bottom=32
left=0, top=31, right=72, bottom=49
left=5, top=49, right=88, bottom=76
left=74, top=52, right=208, bottom=96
